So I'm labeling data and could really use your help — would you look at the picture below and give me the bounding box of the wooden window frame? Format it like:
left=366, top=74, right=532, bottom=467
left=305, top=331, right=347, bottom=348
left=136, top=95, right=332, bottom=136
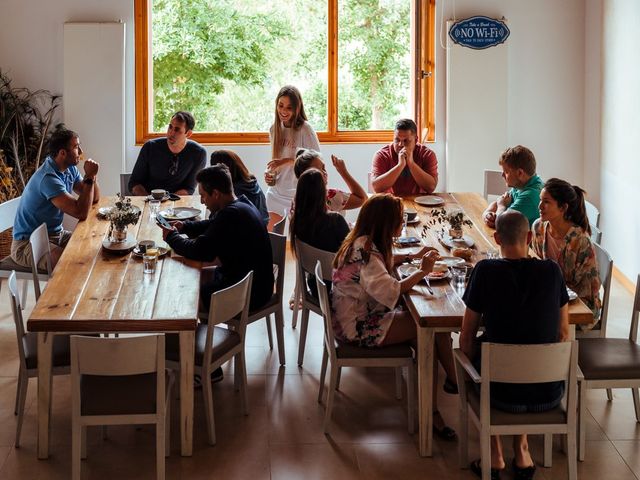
left=134, top=0, right=435, bottom=145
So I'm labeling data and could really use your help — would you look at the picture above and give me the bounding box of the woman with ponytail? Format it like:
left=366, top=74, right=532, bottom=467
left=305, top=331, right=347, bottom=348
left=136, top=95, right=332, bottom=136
left=531, top=178, right=602, bottom=327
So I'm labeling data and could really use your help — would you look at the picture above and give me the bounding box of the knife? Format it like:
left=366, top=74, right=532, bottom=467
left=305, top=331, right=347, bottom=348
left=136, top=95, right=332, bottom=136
left=424, top=276, right=434, bottom=295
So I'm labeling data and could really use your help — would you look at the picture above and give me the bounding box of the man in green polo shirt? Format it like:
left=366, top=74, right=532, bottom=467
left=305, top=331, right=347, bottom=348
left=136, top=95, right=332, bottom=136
left=482, top=145, right=543, bottom=227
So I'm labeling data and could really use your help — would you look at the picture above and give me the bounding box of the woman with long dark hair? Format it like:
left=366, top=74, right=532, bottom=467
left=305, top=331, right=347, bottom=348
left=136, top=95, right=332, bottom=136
left=532, top=178, right=601, bottom=327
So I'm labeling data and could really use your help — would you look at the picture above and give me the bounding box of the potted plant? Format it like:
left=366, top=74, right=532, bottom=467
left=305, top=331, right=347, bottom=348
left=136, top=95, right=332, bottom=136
left=107, top=194, right=141, bottom=242
left=428, top=207, right=473, bottom=239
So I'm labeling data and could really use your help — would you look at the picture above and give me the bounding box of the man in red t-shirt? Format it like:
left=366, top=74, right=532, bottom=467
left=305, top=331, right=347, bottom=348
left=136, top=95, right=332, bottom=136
left=371, top=118, right=438, bottom=196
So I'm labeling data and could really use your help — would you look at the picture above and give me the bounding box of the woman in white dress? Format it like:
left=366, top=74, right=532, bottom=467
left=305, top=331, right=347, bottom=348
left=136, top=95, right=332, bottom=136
left=265, top=85, right=319, bottom=229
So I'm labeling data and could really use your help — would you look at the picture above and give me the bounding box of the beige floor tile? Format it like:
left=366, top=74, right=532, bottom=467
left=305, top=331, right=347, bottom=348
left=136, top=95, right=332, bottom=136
left=270, top=442, right=361, bottom=480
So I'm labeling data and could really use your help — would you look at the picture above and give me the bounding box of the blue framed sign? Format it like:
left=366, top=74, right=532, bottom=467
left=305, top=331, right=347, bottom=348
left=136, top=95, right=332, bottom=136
left=449, top=16, right=510, bottom=50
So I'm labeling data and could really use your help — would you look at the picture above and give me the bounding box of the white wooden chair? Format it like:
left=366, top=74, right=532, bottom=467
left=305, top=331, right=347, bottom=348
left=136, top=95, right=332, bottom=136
left=8, top=271, right=71, bottom=447
left=293, top=239, right=335, bottom=366
left=315, top=262, right=416, bottom=434
left=120, top=172, right=132, bottom=195
left=166, top=271, right=253, bottom=445
left=70, top=334, right=173, bottom=480
left=577, top=243, right=613, bottom=341
left=590, top=224, right=602, bottom=245
left=29, top=223, right=53, bottom=300
left=454, top=341, right=578, bottom=480
left=585, top=200, right=600, bottom=229
left=483, top=170, right=505, bottom=200
left=578, top=274, right=640, bottom=461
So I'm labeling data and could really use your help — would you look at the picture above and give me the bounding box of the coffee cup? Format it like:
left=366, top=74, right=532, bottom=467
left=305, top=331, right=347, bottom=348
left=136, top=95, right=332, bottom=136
left=405, top=208, right=418, bottom=221
left=151, top=189, right=166, bottom=200
left=137, top=240, right=156, bottom=254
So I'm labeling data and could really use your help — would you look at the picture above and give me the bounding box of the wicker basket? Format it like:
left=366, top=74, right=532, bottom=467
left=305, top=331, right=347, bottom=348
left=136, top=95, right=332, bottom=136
left=0, top=228, right=12, bottom=258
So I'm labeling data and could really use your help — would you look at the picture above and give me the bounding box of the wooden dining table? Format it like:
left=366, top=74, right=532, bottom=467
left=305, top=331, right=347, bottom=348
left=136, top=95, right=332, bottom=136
left=27, top=195, right=204, bottom=459
left=399, top=193, right=594, bottom=457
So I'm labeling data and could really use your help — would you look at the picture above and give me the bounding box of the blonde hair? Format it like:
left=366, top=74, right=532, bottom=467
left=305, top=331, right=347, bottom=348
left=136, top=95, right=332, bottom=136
left=271, top=85, right=308, bottom=159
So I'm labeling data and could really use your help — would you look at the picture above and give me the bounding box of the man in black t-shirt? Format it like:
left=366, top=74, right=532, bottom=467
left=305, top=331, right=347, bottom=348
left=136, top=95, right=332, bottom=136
left=460, top=210, right=569, bottom=477
left=158, top=164, right=274, bottom=312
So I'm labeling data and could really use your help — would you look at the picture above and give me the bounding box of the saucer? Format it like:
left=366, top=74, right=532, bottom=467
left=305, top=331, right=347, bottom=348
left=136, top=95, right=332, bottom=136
left=159, top=207, right=201, bottom=220
left=132, top=246, right=170, bottom=258
left=439, top=234, right=475, bottom=249
left=415, top=195, right=445, bottom=207
left=102, top=236, right=137, bottom=252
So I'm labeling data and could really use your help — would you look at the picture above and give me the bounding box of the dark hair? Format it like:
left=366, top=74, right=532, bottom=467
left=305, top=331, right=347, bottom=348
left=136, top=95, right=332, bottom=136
left=210, top=150, right=255, bottom=183
left=293, top=148, right=321, bottom=179
left=171, top=111, right=195, bottom=131
left=271, top=85, right=307, bottom=159
left=499, top=145, right=536, bottom=176
left=495, top=210, right=529, bottom=246
left=335, top=194, right=403, bottom=271
left=395, top=118, right=417, bottom=135
left=543, top=178, right=591, bottom=234
left=289, top=169, right=327, bottom=255
left=47, top=127, right=79, bottom=158
left=196, top=164, right=233, bottom=195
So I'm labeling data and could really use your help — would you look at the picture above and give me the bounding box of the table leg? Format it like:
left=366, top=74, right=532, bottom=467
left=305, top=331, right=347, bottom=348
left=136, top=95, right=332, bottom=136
left=417, top=327, right=435, bottom=457
left=37, top=332, right=53, bottom=459
left=179, top=331, right=195, bottom=456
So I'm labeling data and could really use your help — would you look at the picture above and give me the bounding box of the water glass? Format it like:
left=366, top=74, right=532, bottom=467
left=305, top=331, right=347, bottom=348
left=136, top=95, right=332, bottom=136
left=486, top=249, right=499, bottom=260
left=149, top=199, right=161, bottom=219
left=451, top=265, right=468, bottom=290
left=143, top=253, right=157, bottom=274
left=402, top=212, right=408, bottom=235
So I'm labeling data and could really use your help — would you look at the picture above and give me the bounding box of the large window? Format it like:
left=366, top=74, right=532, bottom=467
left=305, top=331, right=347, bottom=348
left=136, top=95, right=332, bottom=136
left=134, top=0, right=435, bottom=144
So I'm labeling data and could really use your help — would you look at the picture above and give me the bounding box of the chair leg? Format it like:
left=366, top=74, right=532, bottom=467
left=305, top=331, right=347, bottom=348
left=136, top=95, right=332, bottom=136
left=156, top=417, right=165, bottom=480
left=480, top=426, right=491, bottom=480
left=81, top=426, right=87, bottom=459
left=458, top=403, right=469, bottom=468
left=14, top=369, right=22, bottom=415
left=21, top=280, right=28, bottom=310
left=606, top=388, right=613, bottom=401
left=543, top=433, right=553, bottom=467
left=297, top=308, right=310, bottom=366
left=632, top=388, right=640, bottom=422
left=394, top=367, right=403, bottom=400
left=323, top=365, right=340, bottom=434
left=14, top=370, right=28, bottom=447
left=265, top=315, right=274, bottom=350
left=237, top=353, right=249, bottom=416
left=335, top=367, right=342, bottom=390
left=165, top=392, right=171, bottom=457
left=406, top=364, right=416, bottom=435
left=72, top=421, right=82, bottom=480
left=291, top=279, right=300, bottom=329
left=202, top=369, right=216, bottom=446
left=567, top=429, right=578, bottom=480
left=318, top=347, right=328, bottom=403
left=578, top=380, right=586, bottom=462
left=274, top=308, right=286, bottom=366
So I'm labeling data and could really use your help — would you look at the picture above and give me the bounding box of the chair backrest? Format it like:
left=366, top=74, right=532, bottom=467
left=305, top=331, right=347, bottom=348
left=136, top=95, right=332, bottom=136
left=204, top=271, right=253, bottom=366
left=269, top=232, right=286, bottom=298
left=0, top=196, right=21, bottom=232
left=590, top=224, right=602, bottom=245
left=630, top=274, right=640, bottom=343
left=480, top=341, right=578, bottom=425
left=30, top=223, right=52, bottom=299
left=315, top=262, right=338, bottom=363
left=295, top=239, right=335, bottom=282
left=367, top=172, right=374, bottom=194
left=7, top=271, right=28, bottom=371
left=120, top=173, right=132, bottom=196
left=585, top=200, right=600, bottom=229
left=272, top=211, right=287, bottom=235
left=593, top=242, right=613, bottom=335
left=483, top=170, right=505, bottom=200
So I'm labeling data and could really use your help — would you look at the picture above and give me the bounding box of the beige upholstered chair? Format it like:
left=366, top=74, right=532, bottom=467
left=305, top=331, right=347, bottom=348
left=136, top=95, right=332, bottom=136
left=70, top=334, right=173, bottom=480
left=315, top=262, right=416, bottom=434
left=454, top=342, right=579, bottom=480
left=8, top=271, right=71, bottom=447
left=246, top=232, right=286, bottom=365
left=483, top=169, right=505, bottom=200
left=29, top=223, right=53, bottom=300
left=577, top=274, right=640, bottom=461
left=292, top=239, right=335, bottom=366
left=166, top=271, right=253, bottom=445
left=585, top=200, right=600, bottom=229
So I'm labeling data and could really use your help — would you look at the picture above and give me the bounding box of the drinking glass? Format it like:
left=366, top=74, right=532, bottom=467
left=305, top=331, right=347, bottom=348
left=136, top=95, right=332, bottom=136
left=402, top=212, right=408, bottom=235
left=486, top=249, right=499, bottom=260
left=143, top=253, right=157, bottom=274
left=149, top=199, right=161, bottom=219
left=451, top=265, right=468, bottom=290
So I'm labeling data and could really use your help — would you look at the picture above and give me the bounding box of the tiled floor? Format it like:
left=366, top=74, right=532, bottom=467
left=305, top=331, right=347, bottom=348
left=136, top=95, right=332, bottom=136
left=0, top=255, right=638, bottom=479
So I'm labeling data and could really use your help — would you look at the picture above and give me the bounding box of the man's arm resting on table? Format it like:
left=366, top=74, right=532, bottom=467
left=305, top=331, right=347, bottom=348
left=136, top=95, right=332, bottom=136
left=460, top=308, right=481, bottom=360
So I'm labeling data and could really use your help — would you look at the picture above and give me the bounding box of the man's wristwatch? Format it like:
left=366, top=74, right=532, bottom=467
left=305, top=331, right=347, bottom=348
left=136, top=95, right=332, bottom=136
left=83, top=177, right=94, bottom=185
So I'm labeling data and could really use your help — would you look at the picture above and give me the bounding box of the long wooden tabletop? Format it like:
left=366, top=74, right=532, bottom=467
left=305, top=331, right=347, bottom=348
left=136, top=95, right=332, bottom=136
left=399, top=193, right=594, bottom=327
left=27, top=196, right=203, bottom=333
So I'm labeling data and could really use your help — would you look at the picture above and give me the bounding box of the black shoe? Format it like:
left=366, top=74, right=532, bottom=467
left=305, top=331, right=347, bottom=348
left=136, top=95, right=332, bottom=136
left=432, top=410, right=457, bottom=441
left=512, top=459, right=536, bottom=480
left=443, top=376, right=458, bottom=394
left=470, top=459, right=501, bottom=480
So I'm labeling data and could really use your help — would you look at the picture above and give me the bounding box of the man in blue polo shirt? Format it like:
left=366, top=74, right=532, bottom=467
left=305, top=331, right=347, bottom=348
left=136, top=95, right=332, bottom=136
left=11, top=127, right=100, bottom=269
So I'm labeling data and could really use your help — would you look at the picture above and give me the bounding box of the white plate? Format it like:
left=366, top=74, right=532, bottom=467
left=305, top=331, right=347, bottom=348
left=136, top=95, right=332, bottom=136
left=415, top=195, right=445, bottom=207
left=406, top=217, right=421, bottom=225
left=439, top=234, right=475, bottom=249
left=102, top=236, right=137, bottom=252
left=132, top=246, right=170, bottom=258
left=567, top=288, right=578, bottom=301
left=145, top=194, right=171, bottom=202
left=436, top=256, right=465, bottom=267
left=427, top=270, right=451, bottom=281
left=397, top=264, right=451, bottom=281
left=159, top=207, right=202, bottom=220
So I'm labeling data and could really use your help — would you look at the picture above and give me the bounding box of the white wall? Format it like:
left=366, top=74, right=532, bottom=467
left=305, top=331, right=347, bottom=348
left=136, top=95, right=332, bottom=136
left=599, top=0, right=640, bottom=280
left=0, top=0, right=588, bottom=196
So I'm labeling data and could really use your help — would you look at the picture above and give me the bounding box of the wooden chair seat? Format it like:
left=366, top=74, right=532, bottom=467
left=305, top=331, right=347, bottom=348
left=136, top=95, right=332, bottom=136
left=23, top=333, right=71, bottom=370
left=579, top=338, right=640, bottom=380
left=166, top=325, right=241, bottom=366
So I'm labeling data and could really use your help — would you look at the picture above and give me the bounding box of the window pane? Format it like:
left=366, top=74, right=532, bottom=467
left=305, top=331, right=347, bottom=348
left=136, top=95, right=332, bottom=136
left=150, top=0, right=327, bottom=133
left=337, top=0, right=411, bottom=131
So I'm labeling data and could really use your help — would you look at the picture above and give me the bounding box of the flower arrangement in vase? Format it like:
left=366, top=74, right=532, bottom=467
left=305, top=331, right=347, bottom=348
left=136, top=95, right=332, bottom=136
left=427, top=207, right=473, bottom=239
left=107, top=194, right=141, bottom=242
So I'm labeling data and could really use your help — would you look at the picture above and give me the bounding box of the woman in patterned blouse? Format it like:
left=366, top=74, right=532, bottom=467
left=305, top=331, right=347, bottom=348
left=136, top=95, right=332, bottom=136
left=531, top=178, right=602, bottom=328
